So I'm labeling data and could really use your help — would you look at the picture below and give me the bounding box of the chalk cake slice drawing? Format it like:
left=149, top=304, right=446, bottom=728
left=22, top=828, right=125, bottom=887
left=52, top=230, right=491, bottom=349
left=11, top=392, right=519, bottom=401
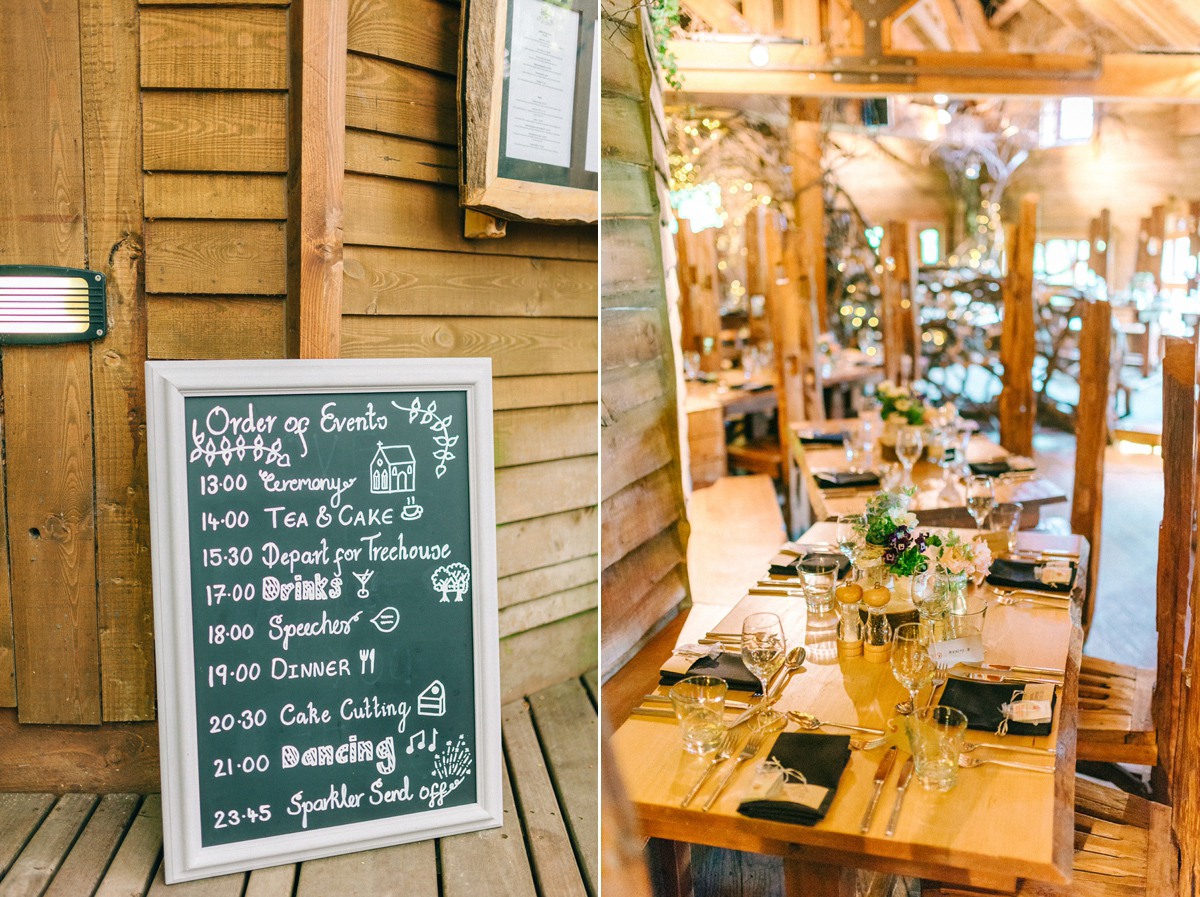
left=418, top=680, right=446, bottom=716
left=371, top=607, right=400, bottom=633
left=370, top=443, right=415, bottom=494
left=431, top=563, right=470, bottom=603
left=400, top=496, right=424, bottom=521
left=353, top=569, right=375, bottom=599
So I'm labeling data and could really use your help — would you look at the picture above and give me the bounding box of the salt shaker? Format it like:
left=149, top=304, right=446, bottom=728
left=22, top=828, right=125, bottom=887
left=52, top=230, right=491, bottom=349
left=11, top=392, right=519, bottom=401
left=835, top=583, right=864, bottom=659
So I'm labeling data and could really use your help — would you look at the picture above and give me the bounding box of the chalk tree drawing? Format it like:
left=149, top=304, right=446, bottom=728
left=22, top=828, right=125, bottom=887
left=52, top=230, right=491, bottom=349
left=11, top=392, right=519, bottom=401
left=370, top=443, right=415, bottom=494
left=390, top=397, right=458, bottom=478
left=431, top=563, right=470, bottom=603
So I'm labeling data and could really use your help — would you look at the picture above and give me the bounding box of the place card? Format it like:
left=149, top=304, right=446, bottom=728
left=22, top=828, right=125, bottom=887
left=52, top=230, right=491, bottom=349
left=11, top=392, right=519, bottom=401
left=931, top=634, right=985, bottom=665
left=744, top=762, right=829, bottom=811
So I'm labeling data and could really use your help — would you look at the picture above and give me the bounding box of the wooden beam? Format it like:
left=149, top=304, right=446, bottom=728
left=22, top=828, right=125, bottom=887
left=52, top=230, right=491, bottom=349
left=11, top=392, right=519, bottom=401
left=680, top=0, right=752, bottom=33
left=741, top=0, right=776, bottom=33
left=880, top=221, right=919, bottom=385
left=81, top=0, right=155, bottom=721
left=667, top=43, right=1200, bottom=100
left=286, top=0, right=347, bottom=360
left=931, top=0, right=982, bottom=52
left=781, top=0, right=821, bottom=42
left=789, top=98, right=827, bottom=345
left=1070, top=298, right=1110, bottom=633
left=998, top=194, right=1038, bottom=458
left=989, top=0, right=1032, bottom=28
left=1074, top=0, right=1171, bottom=48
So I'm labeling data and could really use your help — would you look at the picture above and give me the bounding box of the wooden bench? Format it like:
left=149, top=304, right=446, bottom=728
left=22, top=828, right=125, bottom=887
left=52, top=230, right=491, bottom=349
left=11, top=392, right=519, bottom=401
left=0, top=672, right=598, bottom=897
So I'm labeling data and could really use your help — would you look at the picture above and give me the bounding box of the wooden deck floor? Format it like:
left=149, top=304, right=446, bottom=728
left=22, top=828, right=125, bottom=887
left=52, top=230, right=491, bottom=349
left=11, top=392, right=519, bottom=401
left=0, top=672, right=598, bottom=897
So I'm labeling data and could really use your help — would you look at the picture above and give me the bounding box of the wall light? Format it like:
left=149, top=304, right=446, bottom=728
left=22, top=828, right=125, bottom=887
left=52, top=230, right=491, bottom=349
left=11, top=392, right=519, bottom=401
left=0, top=265, right=106, bottom=344
left=749, top=42, right=770, bottom=67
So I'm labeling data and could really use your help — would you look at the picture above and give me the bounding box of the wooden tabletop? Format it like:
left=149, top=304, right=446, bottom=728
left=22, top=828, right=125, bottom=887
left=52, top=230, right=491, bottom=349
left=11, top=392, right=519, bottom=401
left=791, top=419, right=1069, bottom=527
left=611, top=524, right=1086, bottom=893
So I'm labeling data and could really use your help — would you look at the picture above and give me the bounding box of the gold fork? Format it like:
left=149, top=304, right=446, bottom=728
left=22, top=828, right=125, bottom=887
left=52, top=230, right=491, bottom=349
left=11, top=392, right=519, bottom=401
left=681, top=730, right=739, bottom=808
left=702, top=729, right=765, bottom=811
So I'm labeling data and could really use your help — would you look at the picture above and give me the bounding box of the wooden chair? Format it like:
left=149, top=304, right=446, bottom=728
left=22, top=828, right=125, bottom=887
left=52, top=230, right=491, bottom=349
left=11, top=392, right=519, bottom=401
left=923, top=777, right=1177, bottom=896
left=1076, top=337, right=1197, bottom=777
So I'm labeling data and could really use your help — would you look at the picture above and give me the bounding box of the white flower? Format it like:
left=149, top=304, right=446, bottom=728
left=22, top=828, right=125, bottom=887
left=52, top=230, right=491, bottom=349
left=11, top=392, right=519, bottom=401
left=894, top=398, right=911, bottom=412
left=879, top=380, right=895, bottom=393
left=888, top=507, right=918, bottom=529
left=894, top=385, right=911, bottom=397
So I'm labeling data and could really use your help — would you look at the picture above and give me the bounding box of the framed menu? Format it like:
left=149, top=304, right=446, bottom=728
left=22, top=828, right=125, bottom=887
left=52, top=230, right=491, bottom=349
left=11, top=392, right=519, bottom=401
left=460, top=0, right=598, bottom=224
left=145, top=358, right=500, bottom=882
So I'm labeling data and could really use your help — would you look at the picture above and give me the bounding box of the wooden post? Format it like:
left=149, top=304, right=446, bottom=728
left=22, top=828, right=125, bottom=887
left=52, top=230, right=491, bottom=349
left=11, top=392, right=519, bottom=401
left=675, top=221, right=722, bottom=373
left=999, top=194, right=1038, bottom=458
left=789, top=98, right=827, bottom=337
left=764, top=211, right=804, bottom=536
left=1151, top=337, right=1199, bottom=800
left=880, top=221, right=919, bottom=385
left=81, top=0, right=155, bottom=721
left=286, top=0, right=348, bottom=360
left=1188, top=200, right=1200, bottom=295
left=1070, top=299, right=1111, bottom=634
left=1087, top=208, right=1111, bottom=286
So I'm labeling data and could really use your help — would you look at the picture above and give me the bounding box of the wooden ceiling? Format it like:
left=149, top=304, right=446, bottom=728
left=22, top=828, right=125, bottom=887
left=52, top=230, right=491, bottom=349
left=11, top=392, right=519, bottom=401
left=670, top=0, right=1200, bottom=99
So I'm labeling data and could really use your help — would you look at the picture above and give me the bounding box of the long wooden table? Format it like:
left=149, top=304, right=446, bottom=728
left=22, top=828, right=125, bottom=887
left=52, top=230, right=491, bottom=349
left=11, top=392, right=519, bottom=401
left=791, top=419, right=1069, bottom=528
left=611, top=523, right=1086, bottom=895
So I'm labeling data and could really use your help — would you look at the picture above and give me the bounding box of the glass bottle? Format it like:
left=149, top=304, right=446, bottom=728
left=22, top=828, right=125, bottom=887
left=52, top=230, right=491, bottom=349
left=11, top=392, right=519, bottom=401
left=835, top=583, right=864, bottom=659
left=862, top=586, right=893, bottom=663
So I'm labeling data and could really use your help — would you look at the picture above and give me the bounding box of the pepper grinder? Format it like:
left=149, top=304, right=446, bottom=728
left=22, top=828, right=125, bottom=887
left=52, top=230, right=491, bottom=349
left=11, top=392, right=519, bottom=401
left=862, top=586, right=893, bottom=663
left=835, top=583, right=864, bottom=659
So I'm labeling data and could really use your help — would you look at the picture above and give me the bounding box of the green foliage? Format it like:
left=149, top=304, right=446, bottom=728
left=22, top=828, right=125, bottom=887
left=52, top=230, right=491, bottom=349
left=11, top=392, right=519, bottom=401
left=647, top=0, right=682, bottom=89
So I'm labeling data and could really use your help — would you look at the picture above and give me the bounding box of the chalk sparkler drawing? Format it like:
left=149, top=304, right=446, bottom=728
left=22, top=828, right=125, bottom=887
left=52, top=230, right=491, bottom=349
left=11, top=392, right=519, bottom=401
left=431, top=735, right=472, bottom=804
left=390, top=397, right=458, bottom=478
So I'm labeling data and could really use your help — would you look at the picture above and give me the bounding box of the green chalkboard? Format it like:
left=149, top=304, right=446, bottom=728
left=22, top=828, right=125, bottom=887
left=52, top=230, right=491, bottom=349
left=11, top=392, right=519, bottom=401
left=147, top=360, right=501, bottom=883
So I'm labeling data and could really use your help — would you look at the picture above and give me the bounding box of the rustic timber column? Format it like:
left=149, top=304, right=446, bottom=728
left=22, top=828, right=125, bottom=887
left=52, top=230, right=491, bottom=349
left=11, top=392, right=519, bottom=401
left=1152, top=337, right=1199, bottom=800
left=789, top=98, right=827, bottom=335
left=999, top=194, right=1037, bottom=458
left=880, top=221, right=919, bottom=385
left=1087, top=208, right=1111, bottom=286
left=676, top=221, right=722, bottom=373
left=1070, top=299, right=1111, bottom=634
left=287, top=0, right=348, bottom=359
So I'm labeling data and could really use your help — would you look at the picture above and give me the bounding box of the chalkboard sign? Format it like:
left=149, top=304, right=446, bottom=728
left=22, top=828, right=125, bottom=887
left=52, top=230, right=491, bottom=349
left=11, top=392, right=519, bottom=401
left=146, top=359, right=501, bottom=883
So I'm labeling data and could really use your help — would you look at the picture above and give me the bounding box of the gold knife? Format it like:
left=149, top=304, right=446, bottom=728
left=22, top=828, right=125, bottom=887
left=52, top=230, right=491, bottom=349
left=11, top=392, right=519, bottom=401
left=859, top=746, right=898, bottom=833
left=885, top=756, right=914, bottom=836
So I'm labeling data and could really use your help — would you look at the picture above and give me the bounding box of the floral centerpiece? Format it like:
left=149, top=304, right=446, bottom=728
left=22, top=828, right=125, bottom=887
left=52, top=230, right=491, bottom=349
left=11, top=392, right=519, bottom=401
left=928, top=530, right=993, bottom=581
left=876, top=381, right=926, bottom=426
left=854, top=490, right=940, bottom=583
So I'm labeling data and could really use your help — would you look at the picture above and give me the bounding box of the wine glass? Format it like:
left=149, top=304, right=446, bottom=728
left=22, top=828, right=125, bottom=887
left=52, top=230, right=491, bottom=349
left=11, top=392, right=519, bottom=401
left=895, top=425, right=923, bottom=487
left=964, top=474, right=995, bottom=530
left=741, top=612, right=787, bottom=726
left=837, top=514, right=865, bottom=581
left=892, top=622, right=936, bottom=715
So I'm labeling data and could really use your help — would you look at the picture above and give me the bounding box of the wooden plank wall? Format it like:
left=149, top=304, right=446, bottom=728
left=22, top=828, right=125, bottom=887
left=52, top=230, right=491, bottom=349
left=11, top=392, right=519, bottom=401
left=0, top=0, right=596, bottom=762
left=600, top=0, right=691, bottom=678
left=339, top=0, right=598, bottom=703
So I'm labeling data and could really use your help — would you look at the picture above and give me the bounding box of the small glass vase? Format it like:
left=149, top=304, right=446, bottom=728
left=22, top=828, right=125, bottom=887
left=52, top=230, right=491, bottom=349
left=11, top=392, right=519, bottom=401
left=857, top=545, right=892, bottom=589
left=934, top=569, right=970, bottom=617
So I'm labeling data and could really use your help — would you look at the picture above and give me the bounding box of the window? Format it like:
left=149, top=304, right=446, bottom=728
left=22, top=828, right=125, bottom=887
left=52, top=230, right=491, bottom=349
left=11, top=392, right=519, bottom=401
left=1034, top=239, right=1092, bottom=288
left=1038, top=98, right=1094, bottom=148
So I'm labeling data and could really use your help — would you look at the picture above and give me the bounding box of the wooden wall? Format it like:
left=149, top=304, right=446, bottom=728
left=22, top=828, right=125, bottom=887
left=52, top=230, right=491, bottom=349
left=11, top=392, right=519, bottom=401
left=600, top=0, right=691, bottom=678
left=0, top=0, right=596, bottom=788
left=339, top=0, right=598, bottom=703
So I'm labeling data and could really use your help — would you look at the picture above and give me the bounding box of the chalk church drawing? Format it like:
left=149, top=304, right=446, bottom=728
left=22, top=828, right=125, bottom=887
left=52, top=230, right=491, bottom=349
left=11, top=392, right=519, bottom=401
left=370, top=443, right=415, bottom=494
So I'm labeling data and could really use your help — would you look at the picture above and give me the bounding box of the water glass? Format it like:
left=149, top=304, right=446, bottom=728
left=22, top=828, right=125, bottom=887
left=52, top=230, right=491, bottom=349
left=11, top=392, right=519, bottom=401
left=964, top=475, right=994, bottom=529
left=895, top=425, right=924, bottom=486
left=799, top=557, right=840, bottom=613
left=906, top=706, right=968, bottom=791
left=669, top=676, right=727, bottom=754
left=990, top=501, right=1023, bottom=554
left=945, top=599, right=987, bottom=641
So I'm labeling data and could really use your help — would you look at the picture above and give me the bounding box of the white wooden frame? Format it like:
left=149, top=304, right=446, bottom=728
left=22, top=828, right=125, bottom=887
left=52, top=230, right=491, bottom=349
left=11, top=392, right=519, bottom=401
left=146, top=358, right=501, bottom=883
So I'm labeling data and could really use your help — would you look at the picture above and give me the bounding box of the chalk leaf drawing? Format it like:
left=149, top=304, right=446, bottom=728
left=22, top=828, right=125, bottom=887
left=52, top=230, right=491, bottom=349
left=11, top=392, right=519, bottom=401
left=390, top=397, right=458, bottom=478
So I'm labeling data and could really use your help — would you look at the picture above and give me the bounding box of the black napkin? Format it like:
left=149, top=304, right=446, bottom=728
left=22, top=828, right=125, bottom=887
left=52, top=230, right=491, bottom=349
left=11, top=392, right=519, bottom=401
left=799, top=431, right=847, bottom=446
left=813, top=470, right=880, bottom=489
left=938, top=678, right=1057, bottom=736
left=986, top=557, right=1076, bottom=594
left=768, top=551, right=852, bottom=579
left=737, top=733, right=852, bottom=826
left=969, top=460, right=1011, bottom=476
left=659, top=652, right=761, bottom=693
